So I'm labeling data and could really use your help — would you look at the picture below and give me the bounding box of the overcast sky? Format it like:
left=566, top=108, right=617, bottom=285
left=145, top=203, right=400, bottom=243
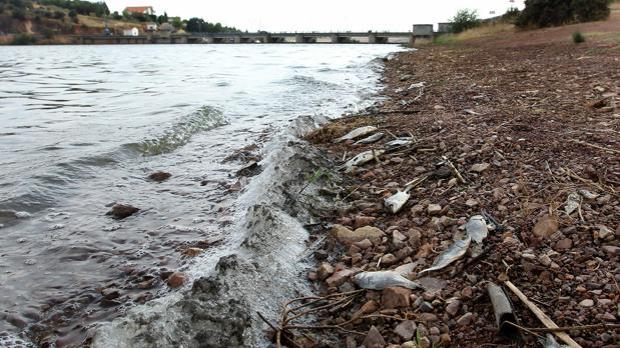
left=105, top=0, right=525, bottom=32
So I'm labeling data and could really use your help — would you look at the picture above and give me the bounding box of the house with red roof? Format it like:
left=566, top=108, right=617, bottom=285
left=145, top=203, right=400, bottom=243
left=123, top=6, right=155, bottom=16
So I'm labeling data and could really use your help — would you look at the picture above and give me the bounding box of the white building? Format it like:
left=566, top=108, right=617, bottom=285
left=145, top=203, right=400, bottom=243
left=122, top=27, right=140, bottom=36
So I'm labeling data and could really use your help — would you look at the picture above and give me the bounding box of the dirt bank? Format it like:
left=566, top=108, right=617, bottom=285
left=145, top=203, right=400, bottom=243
left=274, top=14, right=620, bottom=348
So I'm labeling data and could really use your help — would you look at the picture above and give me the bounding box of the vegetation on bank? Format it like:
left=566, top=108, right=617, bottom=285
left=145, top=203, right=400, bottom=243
left=516, top=0, right=612, bottom=28
left=0, top=0, right=241, bottom=40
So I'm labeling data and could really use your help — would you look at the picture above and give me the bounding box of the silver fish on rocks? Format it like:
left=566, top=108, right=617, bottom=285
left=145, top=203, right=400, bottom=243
left=354, top=132, right=384, bottom=145
left=353, top=270, right=423, bottom=290
left=335, top=126, right=378, bottom=143
left=466, top=215, right=488, bottom=244
left=419, top=232, right=471, bottom=274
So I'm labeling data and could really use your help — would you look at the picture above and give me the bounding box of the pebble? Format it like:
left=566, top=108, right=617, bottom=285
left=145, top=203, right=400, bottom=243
left=419, top=301, right=434, bottom=312
left=106, top=204, right=140, bottom=220
left=382, top=287, right=411, bottom=308
left=445, top=299, right=462, bottom=317
left=148, top=171, right=171, bottom=182
left=427, top=204, right=442, bottom=216
left=381, top=253, right=398, bottom=266
left=470, top=163, right=490, bottom=173
left=532, top=215, right=558, bottom=238
left=331, top=225, right=384, bottom=245
left=456, top=312, right=474, bottom=326
left=554, top=238, right=573, bottom=250
left=362, top=326, right=386, bottom=348
left=394, top=320, right=417, bottom=340
left=579, top=299, right=594, bottom=307
left=317, top=262, right=334, bottom=280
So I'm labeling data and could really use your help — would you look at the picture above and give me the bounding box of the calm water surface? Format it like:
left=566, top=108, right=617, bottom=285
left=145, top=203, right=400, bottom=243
left=0, top=44, right=402, bottom=346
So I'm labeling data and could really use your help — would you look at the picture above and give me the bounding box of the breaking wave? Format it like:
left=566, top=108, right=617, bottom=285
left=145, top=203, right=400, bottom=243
left=123, top=106, right=229, bottom=156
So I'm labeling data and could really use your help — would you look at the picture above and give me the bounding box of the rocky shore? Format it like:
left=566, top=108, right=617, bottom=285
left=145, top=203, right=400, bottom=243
left=274, top=31, right=619, bottom=347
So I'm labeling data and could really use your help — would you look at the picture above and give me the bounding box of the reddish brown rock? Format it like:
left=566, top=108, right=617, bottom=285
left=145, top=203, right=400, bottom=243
left=362, top=326, right=386, bottom=348
left=382, top=287, right=411, bottom=308
left=167, top=272, right=186, bottom=288
left=554, top=238, right=573, bottom=250
left=354, top=215, right=376, bottom=229
left=148, top=171, right=171, bottom=182
left=317, top=262, right=335, bottom=280
left=325, top=269, right=356, bottom=288
left=394, top=320, right=417, bottom=340
left=532, top=215, right=558, bottom=238
left=330, top=225, right=384, bottom=245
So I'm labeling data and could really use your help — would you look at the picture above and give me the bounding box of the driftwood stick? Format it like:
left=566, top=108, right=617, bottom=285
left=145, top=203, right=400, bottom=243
left=442, top=156, right=467, bottom=184
left=504, top=281, right=582, bottom=348
left=505, top=321, right=620, bottom=333
left=571, top=139, right=620, bottom=155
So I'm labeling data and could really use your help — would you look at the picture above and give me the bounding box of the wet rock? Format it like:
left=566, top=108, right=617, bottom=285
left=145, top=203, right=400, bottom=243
left=532, top=215, right=558, bottom=238
left=330, top=225, right=384, bottom=245
left=394, top=320, right=417, bottom=340
left=317, top=262, right=335, bottom=280
left=236, top=161, right=262, bottom=177
left=167, top=272, right=186, bottom=288
left=470, top=163, right=490, bottom=173
left=427, top=204, right=442, bottom=216
left=183, top=247, right=204, bottom=257
left=381, top=287, right=411, bottom=308
left=579, top=299, right=594, bottom=307
left=148, top=171, right=171, bottom=182
left=106, top=204, right=140, bottom=220
left=362, top=325, right=386, bottom=348
left=6, top=313, right=28, bottom=329
left=457, top=312, right=474, bottom=326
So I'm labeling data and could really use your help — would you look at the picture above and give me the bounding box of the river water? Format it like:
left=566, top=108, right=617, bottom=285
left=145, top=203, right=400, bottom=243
left=0, top=44, right=402, bottom=347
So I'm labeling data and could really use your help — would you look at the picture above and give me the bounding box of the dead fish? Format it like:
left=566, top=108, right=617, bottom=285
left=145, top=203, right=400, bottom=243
left=384, top=137, right=413, bottom=152
left=354, top=132, right=384, bottom=145
left=419, top=232, right=471, bottom=274
left=466, top=215, right=488, bottom=244
left=341, top=150, right=384, bottom=172
left=539, top=334, right=570, bottom=348
left=564, top=192, right=581, bottom=216
left=353, top=270, right=423, bottom=290
left=335, top=126, right=377, bottom=143
left=384, top=177, right=427, bottom=214
left=384, top=190, right=410, bottom=214
left=408, top=82, right=426, bottom=90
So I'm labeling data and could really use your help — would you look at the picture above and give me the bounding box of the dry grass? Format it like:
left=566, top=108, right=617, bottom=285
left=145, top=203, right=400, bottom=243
left=77, top=15, right=138, bottom=29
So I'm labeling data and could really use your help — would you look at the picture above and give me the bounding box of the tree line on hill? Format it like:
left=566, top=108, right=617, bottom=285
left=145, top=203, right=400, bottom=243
left=449, top=0, right=612, bottom=34
left=1, top=0, right=240, bottom=33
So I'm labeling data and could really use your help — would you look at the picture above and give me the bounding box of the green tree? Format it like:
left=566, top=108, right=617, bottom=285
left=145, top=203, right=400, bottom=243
left=516, top=0, right=611, bottom=28
left=451, top=9, right=480, bottom=33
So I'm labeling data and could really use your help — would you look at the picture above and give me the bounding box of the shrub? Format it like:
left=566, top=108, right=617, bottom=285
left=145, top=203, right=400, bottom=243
left=572, top=31, right=586, bottom=43
left=12, top=7, right=27, bottom=20
left=53, top=10, right=65, bottom=20
left=42, top=28, right=55, bottom=39
left=451, top=9, right=481, bottom=33
left=11, top=33, right=36, bottom=44
left=502, top=7, right=521, bottom=23
left=516, top=0, right=611, bottom=28
left=572, top=0, right=610, bottom=22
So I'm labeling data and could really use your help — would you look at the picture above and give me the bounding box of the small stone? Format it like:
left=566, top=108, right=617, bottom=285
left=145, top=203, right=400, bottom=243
left=354, top=215, right=376, bottom=229
left=394, top=320, right=417, bottom=340
left=461, top=286, right=473, bottom=299
left=382, top=287, right=411, bottom=308
left=419, top=301, right=433, bottom=312
left=417, top=313, right=438, bottom=323
left=167, top=272, right=186, bottom=288
left=427, top=204, right=442, bottom=216
left=579, top=299, right=594, bottom=307
left=601, top=312, right=616, bottom=321
left=331, top=225, right=384, bottom=245
left=554, top=238, right=573, bottom=250
left=596, top=225, right=614, bottom=240
left=395, top=246, right=413, bottom=260
left=317, top=262, right=335, bottom=280
left=456, top=312, right=474, bottom=326
left=106, top=204, right=140, bottom=220
left=148, top=171, right=171, bottom=182
left=362, top=325, right=386, bottom=348
left=417, top=336, right=431, bottom=348
left=532, top=215, right=558, bottom=238
left=470, top=163, right=490, bottom=173
left=445, top=299, right=462, bottom=317
left=539, top=254, right=552, bottom=267
left=325, top=269, right=355, bottom=288
left=440, top=333, right=451, bottom=345
left=354, top=239, right=373, bottom=249
left=602, top=245, right=619, bottom=257
left=465, top=198, right=478, bottom=207
left=381, top=253, right=398, bottom=266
